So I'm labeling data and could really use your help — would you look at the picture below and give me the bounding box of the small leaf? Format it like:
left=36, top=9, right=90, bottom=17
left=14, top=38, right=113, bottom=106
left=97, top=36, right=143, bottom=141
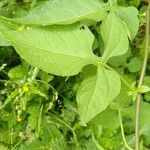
left=8, top=63, right=29, bottom=79
left=77, top=66, right=121, bottom=124
left=8, top=0, right=107, bottom=25
left=100, top=11, right=129, bottom=62
left=116, top=7, right=139, bottom=40
left=3, top=24, right=98, bottom=76
left=138, top=85, right=150, bottom=93
left=28, top=104, right=41, bottom=131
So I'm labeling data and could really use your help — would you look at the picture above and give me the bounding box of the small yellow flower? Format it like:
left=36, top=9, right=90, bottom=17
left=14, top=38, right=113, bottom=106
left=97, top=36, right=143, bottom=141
left=17, top=26, right=25, bottom=31
left=17, top=116, right=22, bottom=122
left=49, top=102, right=53, bottom=109
left=22, top=85, right=29, bottom=92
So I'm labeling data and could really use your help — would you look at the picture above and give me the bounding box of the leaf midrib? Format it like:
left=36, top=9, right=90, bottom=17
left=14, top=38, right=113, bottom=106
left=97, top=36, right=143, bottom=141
left=11, top=38, right=99, bottom=65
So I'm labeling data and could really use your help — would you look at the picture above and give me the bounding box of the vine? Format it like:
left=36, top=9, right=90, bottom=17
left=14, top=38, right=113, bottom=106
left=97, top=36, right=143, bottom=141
left=135, top=1, right=150, bottom=150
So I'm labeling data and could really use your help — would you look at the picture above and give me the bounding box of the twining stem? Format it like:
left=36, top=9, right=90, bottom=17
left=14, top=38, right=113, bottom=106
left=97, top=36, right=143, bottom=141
left=29, top=67, right=39, bottom=83
left=135, top=2, right=150, bottom=150
left=118, top=109, right=134, bottom=150
left=48, top=112, right=79, bottom=149
left=104, top=64, right=132, bottom=90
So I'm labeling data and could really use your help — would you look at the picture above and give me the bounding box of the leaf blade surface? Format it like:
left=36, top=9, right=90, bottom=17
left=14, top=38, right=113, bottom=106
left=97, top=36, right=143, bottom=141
left=3, top=24, right=97, bottom=76
left=8, top=0, right=107, bottom=25
left=77, top=66, right=121, bottom=124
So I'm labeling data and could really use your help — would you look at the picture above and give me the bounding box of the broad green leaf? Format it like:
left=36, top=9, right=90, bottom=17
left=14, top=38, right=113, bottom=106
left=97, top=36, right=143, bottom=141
left=0, top=33, right=10, bottom=46
left=0, top=18, right=11, bottom=46
left=100, top=12, right=129, bottom=62
left=91, top=107, right=120, bottom=129
left=108, top=48, right=131, bottom=67
left=3, top=24, right=98, bottom=76
left=116, top=7, right=139, bottom=40
left=8, top=0, right=107, bottom=25
left=124, top=102, right=150, bottom=128
left=125, top=103, right=150, bottom=145
left=126, top=57, right=142, bottom=72
left=115, top=82, right=133, bottom=109
left=77, top=66, right=121, bottom=124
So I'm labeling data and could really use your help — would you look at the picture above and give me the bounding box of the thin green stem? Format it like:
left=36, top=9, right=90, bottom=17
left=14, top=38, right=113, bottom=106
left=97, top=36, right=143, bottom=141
left=92, top=134, right=105, bottom=150
left=135, top=2, right=150, bottom=150
left=11, top=139, right=23, bottom=150
left=118, top=109, right=134, bottom=150
left=104, top=64, right=132, bottom=90
left=37, top=104, right=43, bottom=135
left=48, top=112, right=79, bottom=149
left=118, top=74, right=132, bottom=90
left=30, top=67, right=39, bottom=83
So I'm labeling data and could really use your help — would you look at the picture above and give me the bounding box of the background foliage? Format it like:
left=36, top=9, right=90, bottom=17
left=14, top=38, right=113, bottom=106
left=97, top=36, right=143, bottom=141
left=0, top=0, right=149, bottom=150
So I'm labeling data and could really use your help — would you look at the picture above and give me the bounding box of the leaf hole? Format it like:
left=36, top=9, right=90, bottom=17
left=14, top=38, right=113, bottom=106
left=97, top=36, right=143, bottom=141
left=79, top=26, right=85, bottom=30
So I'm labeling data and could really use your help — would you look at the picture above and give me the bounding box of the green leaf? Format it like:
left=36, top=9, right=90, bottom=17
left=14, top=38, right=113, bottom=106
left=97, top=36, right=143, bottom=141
left=143, top=76, right=150, bottom=102
left=108, top=48, right=131, bottom=67
left=8, top=0, right=107, bottom=25
left=100, top=11, right=129, bottom=62
left=141, top=125, right=150, bottom=145
left=91, top=107, right=120, bottom=129
left=3, top=24, right=98, bottom=76
left=126, top=57, right=142, bottom=72
left=138, top=85, right=150, bottom=93
left=125, top=102, right=150, bottom=128
left=129, top=0, right=140, bottom=7
left=0, top=33, right=10, bottom=46
left=0, top=18, right=11, bottom=46
left=77, top=66, right=121, bottom=124
left=0, top=144, right=8, bottom=150
left=0, top=131, right=11, bottom=144
left=116, top=7, right=139, bottom=40
left=8, top=63, right=29, bottom=79
left=20, top=120, right=67, bottom=150
left=115, top=82, right=133, bottom=108
left=27, top=104, right=41, bottom=131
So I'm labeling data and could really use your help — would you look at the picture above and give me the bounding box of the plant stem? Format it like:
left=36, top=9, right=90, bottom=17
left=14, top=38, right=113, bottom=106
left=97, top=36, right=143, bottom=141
left=135, top=2, right=150, bottom=150
left=118, top=109, right=134, bottom=150
left=118, top=74, right=132, bottom=90
left=37, top=104, right=43, bottom=135
left=30, top=67, right=39, bottom=83
left=48, top=112, right=79, bottom=149
left=105, top=64, right=132, bottom=90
